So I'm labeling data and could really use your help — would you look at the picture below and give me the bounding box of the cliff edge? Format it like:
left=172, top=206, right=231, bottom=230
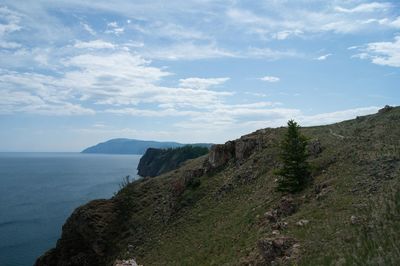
left=137, top=146, right=209, bottom=177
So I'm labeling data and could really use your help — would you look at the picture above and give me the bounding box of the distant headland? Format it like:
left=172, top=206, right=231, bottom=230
left=81, top=138, right=213, bottom=155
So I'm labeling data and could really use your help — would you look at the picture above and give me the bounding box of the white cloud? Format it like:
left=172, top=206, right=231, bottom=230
left=0, top=50, right=236, bottom=115
left=104, top=108, right=199, bottom=117
left=245, top=92, right=268, bottom=97
left=0, top=6, right=23, bottom=49
left=74, top=40, right=116, bottom=49
left=0, top=6, right=22, bottom=35
left=169, top=104, right=380, bottom=143
left=334, top=2, right=392, bottom=13
left=246, top=47, right=302, bottom=60
left=354, top=36, right=400, bottom=67
left=130, top=22, right=209, bottom=41
left=81, top=22, right=96, bottom=35
left=299, top=106, right=380, bottom=125
left=107, top=21, right=118, bottom=28
left=0, top=89, right=94, bottom=115
left=272, top=30, right=303, bottom=40
left=105, top=21, right=124, bottom=35
left=315, top=53, right=332, bottom=61
left=141, top=42, right=237, bottom=60
left=227, top=3, right=399, bottom=37
left=377, top=16, right=400, bottom=29
left=0, top=40, right=21, bottom=49
left=389, top=17, right=400, bottom=28
left=259, top=76, right=280, bottom=82
left=179, top=77, right=229, bottom=90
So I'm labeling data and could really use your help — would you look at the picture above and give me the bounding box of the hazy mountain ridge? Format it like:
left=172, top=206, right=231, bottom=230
left=36, top=106, right=400, bottom=265
left=82, top=138, right=212, bottom=155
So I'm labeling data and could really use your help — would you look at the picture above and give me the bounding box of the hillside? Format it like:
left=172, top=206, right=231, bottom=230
left=36, top=106, right=400, bottom=266
left=137, top=146, right=210, bottom=177
left=81, top=138, right=212, bottom=155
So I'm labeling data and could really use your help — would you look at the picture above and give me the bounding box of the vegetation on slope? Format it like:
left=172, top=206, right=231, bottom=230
left=36, top=106, right=400, bottom=266
left=137, top=145, right=210, bottom=177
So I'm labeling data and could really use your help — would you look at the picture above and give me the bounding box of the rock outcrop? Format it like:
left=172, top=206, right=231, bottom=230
left=257, top=236, right=298, bottom=264
left=308, top=139, right=323, bottom=157
left=378, top=105, right=394, bottom=114
left=206, top=134, right=263, bottom=171
left=207, top=141, right=235, bottom=169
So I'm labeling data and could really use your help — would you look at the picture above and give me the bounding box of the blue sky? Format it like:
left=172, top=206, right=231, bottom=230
left=0, top=0, right=399, bottom=151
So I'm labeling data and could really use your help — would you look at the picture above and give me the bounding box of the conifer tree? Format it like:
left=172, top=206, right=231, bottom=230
left=276, top=120, right=310, bottom=192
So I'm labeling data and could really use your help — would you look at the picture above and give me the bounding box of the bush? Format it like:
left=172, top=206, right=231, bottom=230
left=119, top=175, right=131, bottom=190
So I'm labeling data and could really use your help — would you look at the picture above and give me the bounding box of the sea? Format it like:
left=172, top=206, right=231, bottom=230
left=0, top=152, right=141, bottom=266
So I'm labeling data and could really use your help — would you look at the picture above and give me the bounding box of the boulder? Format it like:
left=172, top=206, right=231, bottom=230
left=276, top=196, right=297, bottom=217
left=308, top=139, right=322, bottom=157
left=350, top=215, right=359, bottom=225
left=114, top=259, right=140, bottom=266
left=257, top=236, right=296, bottom=263
left=264, top=210, right=278, bottom=223
left=296, top=219, right=310, bottom=227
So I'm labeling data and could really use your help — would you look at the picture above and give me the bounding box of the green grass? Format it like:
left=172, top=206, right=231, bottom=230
left=41, top=107, right=400, bottom=266
left=115, top=107, right=400, bottom=265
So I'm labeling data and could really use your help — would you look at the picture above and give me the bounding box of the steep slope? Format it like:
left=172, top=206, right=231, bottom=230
left=137, top=146, right=210, bottom=177
left=36, top=106, right=400, bottom=266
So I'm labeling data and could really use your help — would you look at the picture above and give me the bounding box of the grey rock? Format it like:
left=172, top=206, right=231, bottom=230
left=308, top=139, right=323, bottom=157
left=257, top=236, right=296, bottom=264
left=296, top=219, right=310, bottom=226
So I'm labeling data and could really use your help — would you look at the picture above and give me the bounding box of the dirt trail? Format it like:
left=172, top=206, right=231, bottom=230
left=329, top=129, right=345, bottom=139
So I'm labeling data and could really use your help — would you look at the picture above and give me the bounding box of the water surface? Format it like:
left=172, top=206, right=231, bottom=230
left=0, top=152, right=141, bottom=266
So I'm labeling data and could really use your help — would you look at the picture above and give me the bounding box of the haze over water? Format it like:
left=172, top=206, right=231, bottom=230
left=0, top=152, right=140, bottom=266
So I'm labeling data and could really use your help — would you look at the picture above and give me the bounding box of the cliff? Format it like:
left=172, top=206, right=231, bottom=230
left=36, top=106, right=400, bottom=265
left=137, top=146, right=209, bottom=177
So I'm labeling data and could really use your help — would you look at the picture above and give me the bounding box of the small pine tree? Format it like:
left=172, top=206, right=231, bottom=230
left=276, top=120, right=310, bottom=193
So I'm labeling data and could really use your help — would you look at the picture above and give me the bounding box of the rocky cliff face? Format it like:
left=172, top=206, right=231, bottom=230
left=137, top=146, right=209, bottom=177
left=35, top=200, right=118, bottom=266
left=205, top=130, right=269, bottom=170
left=36, top=106, right=400, bottom=266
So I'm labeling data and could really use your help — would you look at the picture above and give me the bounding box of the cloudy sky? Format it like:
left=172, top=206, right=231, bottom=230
left=0, top=0, right=399, bottom=151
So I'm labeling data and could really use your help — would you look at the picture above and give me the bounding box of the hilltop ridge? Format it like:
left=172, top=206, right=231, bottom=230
left=37, top=106, right=400, bottom=265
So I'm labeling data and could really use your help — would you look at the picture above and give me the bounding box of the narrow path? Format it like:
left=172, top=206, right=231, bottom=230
left=329, top=129, right=345, bottom=139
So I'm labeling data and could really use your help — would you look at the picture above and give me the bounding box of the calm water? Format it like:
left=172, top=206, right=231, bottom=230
left=0, top=152, right=141, bottom=266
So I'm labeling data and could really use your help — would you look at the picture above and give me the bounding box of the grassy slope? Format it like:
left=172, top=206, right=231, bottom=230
left=112, top=107, right=400, bottom=265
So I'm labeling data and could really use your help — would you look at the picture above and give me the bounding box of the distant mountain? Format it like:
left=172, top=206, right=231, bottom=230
left=81, top=138, right=213, bottom=155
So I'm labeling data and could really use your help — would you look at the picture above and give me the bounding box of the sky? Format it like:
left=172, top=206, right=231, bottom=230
left=0, top=0, right=399, bottom=152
